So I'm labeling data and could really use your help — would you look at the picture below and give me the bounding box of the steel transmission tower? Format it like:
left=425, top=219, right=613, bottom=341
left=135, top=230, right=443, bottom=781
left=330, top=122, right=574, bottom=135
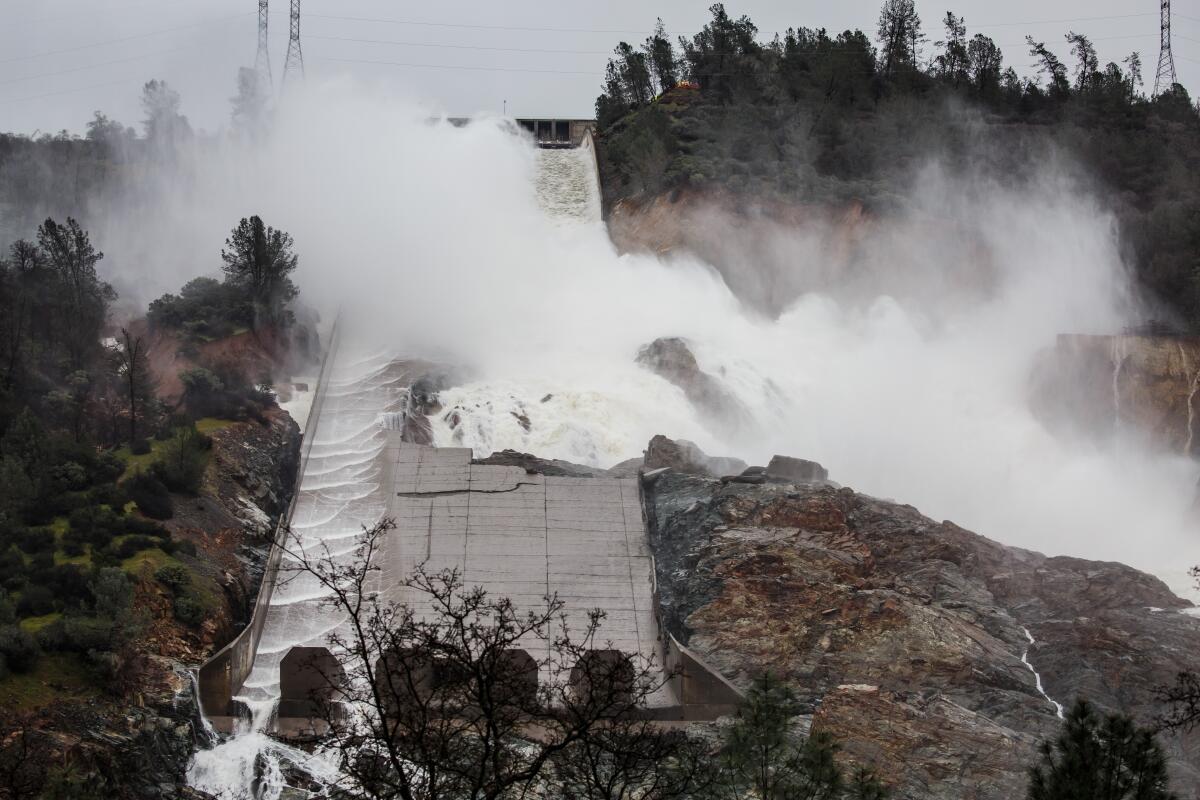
left=283, top=0, right=304, bottom=86
left=1155, top=0, right=1177, bottom=95
left=255, top=0, right=272, bottom=91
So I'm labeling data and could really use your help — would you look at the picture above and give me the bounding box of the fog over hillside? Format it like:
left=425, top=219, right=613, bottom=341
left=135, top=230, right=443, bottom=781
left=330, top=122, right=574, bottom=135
left=57, top=80, right=1192, bottom=599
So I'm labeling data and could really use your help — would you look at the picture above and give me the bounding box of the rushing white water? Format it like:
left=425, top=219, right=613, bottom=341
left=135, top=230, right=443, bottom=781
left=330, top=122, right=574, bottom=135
left=1181, top=343, right=1199, bottom=457
left=188, top=350, right=406, bottom=799
left=1111, top=337, right=1128, bottom=432
left=1020, top=627, right=1066, bottom=719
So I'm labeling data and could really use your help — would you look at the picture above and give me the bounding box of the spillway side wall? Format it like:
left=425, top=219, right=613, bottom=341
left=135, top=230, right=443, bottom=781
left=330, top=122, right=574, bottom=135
left=197, top=318, right=341, bottom=718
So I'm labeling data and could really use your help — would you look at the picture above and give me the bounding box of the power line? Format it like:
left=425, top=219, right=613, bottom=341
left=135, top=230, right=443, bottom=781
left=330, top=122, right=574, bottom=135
left=309, top=31, right=1157, bottom=60
left=312, top=56, right=595, bottom=76
left=0, top=77, right=144, bottom=107
left=306, top=14, right=667, bottom=35
left=0, top=12, right=251, bottom=65
left=971, top=12, right=1156, bottom=28
left=309, top=35, right=614, bottom=56
left=0, top=46, right=204, bottom=89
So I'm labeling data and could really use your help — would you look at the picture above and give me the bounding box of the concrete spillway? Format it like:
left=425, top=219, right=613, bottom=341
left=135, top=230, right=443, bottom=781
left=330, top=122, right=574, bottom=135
left=378, top=440, right=662, bottom=694
left=189, top=132, right=740, bottom=798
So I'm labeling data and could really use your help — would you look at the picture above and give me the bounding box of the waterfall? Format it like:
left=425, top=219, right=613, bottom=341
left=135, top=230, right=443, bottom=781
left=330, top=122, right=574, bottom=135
left=1020, top=627, right=1065, bottom=719
left=187, top=350, right=406, bottom=798
left=1111, top=337, right=1128, bottom=433
left=1180, top=343, right=1199, bottom=457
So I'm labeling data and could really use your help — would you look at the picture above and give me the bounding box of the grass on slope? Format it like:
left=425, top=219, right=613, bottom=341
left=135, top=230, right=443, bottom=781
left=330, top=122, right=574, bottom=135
left=0, top=654, right=95, bottom=712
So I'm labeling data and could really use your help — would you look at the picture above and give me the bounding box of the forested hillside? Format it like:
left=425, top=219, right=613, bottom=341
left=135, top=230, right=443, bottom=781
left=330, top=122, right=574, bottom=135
left=595, top=3, right=1200, bottom=326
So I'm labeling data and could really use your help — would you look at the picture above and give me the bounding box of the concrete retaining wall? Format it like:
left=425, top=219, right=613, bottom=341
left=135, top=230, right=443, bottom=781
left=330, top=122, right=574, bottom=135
left=197, top=318, right=341, bottom=718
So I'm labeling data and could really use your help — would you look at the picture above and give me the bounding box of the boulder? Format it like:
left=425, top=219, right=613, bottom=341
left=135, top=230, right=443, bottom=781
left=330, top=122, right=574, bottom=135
left=643, top=435, right=746, bottom=478
left=766, top=455, right=828, bottom=483
left=635, top=337, right=748, bottom=432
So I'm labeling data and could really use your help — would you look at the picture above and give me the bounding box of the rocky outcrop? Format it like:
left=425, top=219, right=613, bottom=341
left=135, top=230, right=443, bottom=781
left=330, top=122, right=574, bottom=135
left=643, top=434, right=747, bottom=477
left=161, top=407, right=301, bottom=657
left=12, top=660, right=216, bottom=799
left=1032, top=333, right=1200, bottom=458
left=607, top=188, right=873, bottom=316
left=635, top=337, right=748, bottom=434
left=641, top=461, right=1200, bottom=799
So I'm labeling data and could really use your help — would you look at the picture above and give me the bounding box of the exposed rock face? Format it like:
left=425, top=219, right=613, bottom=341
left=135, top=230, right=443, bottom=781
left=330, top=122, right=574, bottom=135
left=643, top=434, right=747, bottom=477
left=140, top=323, right=318, bottom=405
left=642, top=465, right=1200, bottom=799
left=766, top=454, right=829, bottom=483
left=636, top=337, right=748, bottom=433
left=1032, top=333, right=1200, bottom=458
left=161, top=407, right=301, bottom=657
left=607, top=188, right=873, bottom=316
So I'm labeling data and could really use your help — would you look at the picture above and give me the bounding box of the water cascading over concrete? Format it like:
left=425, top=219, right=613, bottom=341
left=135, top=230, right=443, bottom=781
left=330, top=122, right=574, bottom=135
left=187, top=134, right=737, bottom=799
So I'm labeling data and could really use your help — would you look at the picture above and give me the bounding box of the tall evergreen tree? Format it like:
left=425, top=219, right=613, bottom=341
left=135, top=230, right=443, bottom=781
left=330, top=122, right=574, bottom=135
left=220, top=215, right=299, bottom=327
left=717, top=673, right=888, bottom=799
left=876, top=0, right=922, bottom=79
left=1028, top=699, right=1175, bottom=800
left=643, top=19, right=679, bottom=95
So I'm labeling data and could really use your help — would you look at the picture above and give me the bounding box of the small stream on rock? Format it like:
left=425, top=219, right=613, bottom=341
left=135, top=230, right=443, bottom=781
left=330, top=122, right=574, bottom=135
left=1020, top=627, right=1065, bottom=719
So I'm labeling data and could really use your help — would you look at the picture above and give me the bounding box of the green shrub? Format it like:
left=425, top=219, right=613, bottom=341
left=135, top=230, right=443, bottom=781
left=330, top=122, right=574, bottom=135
left=108, top=536, right=164, bottom=559
left=83, top=481, right=125, bottom=509
left=15, top=527, right=53, bottom=555
left=124, top=516, right=169, bottom=538
left=154, top=564, right=190, bottom=593
left=92, top=453, right=125, bottom=484
left=47, top=462, right=88, bottom=492
left=172, top=595, right=204, bottom=627
left=68, top=505, right=121, bottom=547
left=0, top=625, right=40, bottom=672
left=123, top=471, right=172, bottom=520
left=152, top=426, right=210, bottom=494
left=39, top=616, right=114, bottom=653
left=16, top=585, right=54, bottom=616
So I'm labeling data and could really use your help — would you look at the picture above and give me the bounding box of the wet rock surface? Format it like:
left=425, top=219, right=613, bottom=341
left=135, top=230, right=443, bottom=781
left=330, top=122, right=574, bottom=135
left=166, top=406, right=301, bottom=655
left=14, top=663, right=217, bottom=799
left=636, top=337, right=748, bottom=432
left=472, top=449, right=609, bottom=477
left=644, top=434, right=747, bottom=477
left=643, top=464, right=1200, bottom=799
left=1032, top=333, right=1200, bottom=458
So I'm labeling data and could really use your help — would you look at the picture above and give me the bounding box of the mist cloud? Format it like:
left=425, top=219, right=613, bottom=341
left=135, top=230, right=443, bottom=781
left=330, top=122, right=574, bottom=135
left=84, top=78, right=1200, bottom=596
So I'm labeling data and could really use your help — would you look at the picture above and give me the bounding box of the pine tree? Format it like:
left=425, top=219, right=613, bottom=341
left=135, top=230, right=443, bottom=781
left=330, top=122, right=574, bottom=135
left=1028, top=699, right=1175, bottom=800
left=718, top=673, right=888, bottom=799
left=220, top=216, right=299, bottom=327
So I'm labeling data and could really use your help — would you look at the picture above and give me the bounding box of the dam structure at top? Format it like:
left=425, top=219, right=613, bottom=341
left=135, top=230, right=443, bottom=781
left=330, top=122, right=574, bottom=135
left=195, top=143, right=739, bottom=744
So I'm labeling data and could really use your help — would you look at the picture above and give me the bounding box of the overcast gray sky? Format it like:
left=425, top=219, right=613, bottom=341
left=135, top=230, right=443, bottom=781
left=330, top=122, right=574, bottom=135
left=2, top=0, right=1197, bottom=135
